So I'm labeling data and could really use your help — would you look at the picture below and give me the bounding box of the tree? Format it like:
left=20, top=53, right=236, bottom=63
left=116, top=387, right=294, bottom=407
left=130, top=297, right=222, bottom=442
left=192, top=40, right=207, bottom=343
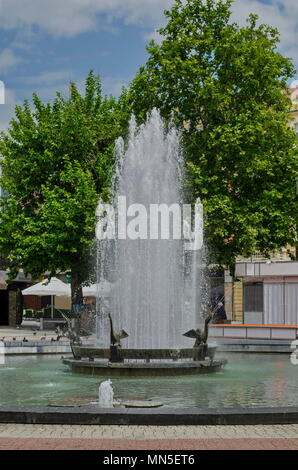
left=129, top=0, right=298, bottom=270
left=0, top=71, right=128, bottom=307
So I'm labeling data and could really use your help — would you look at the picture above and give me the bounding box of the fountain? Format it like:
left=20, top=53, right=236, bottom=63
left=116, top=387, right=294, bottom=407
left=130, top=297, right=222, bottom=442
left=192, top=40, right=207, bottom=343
left=98, top=380, right=115, bottom=407
left=63, top=109, right=226, bottom=376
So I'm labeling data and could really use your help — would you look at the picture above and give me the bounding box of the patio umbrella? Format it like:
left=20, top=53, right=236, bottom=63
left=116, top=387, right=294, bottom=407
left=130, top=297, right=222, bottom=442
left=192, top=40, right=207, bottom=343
left=22, top=277, right=71, bottom=318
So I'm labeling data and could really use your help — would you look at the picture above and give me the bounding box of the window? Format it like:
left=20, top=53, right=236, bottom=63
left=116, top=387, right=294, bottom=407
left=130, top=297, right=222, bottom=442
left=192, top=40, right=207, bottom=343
left=244, top=282, right=263, bottom=312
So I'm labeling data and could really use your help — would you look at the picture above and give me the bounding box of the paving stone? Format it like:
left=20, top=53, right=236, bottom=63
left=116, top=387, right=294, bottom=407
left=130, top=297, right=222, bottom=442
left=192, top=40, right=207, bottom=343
left=0, top=424, right=297, bottom=442
left=1, top=437, right=298, bottom=450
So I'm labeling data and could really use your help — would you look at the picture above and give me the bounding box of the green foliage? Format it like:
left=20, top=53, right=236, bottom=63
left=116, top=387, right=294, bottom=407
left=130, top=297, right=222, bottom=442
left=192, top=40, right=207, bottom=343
left=0, top=71, right=128, bottom=298
left=129, top=0, right=298, bottom=268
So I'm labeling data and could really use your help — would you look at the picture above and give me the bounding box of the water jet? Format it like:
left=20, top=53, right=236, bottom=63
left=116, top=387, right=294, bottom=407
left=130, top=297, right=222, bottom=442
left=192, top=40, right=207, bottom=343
left=63, top=109, right=226, bottom=376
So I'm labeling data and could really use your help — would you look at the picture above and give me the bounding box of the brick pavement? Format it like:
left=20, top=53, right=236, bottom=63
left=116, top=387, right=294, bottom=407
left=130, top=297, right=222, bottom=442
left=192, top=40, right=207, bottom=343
left=0, top=424, right=297, bottom=450
left=1, top=437, right=298, bottom=449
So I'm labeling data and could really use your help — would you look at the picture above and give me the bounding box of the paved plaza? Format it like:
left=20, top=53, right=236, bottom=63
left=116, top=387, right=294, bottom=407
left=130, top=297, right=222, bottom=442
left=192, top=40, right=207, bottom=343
left=0, top=322, right=57, bottom=341
left=0, top=321, right=96, bottom=345
left=0, top=424, right=297, bottom=450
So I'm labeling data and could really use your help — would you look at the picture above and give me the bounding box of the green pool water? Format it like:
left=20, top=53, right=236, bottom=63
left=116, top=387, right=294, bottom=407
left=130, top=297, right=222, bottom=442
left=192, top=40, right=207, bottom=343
left=0, top=353, right=297, bottom=408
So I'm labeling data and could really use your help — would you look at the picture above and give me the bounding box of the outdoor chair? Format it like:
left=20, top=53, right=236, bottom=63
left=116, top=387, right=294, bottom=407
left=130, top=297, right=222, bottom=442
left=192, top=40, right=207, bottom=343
left=22, top=308, right=35, bottom=319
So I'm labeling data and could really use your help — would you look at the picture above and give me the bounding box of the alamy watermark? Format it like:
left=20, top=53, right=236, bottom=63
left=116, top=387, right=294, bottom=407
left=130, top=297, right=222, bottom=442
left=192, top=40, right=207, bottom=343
left=96, top=196, right=203, bottom=250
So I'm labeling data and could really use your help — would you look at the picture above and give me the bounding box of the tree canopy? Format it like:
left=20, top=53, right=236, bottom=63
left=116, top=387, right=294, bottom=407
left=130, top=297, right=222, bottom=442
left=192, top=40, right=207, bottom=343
left=129, top=0, right=298, bottom=269
left=0, top=71, right=128, bottom=304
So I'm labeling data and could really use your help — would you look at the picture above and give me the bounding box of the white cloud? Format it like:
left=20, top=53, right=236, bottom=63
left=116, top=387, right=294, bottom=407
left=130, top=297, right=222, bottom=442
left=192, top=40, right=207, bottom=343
left=102, top=76, right=129, bottom=96
left=0, top=0, right=174, bottom=38
left=0, top=1, right=296, bottom=69
left=0, top=48, right=23, bottom=74
left=21, top=70, right=73, bottom=86
left=144, top=28, right=164, bottom=44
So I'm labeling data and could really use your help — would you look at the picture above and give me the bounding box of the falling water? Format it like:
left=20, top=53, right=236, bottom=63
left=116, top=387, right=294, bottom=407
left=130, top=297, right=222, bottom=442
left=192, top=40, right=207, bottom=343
left=96, top=109, right=205, bottom=349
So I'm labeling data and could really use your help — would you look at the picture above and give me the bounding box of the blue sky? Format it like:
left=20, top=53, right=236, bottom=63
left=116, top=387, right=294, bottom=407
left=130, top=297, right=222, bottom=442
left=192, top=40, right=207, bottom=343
left=0, top=0, right=297, bottom=131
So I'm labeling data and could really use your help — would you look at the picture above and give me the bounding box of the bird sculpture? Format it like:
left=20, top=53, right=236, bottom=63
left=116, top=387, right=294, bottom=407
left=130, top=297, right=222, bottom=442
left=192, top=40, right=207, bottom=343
left=108, top=313, right=129, bottom=346
left=183, top=314, right=212, bottom=347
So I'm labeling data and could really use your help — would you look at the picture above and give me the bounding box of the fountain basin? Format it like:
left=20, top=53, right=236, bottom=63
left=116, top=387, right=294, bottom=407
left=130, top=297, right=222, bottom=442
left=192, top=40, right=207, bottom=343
left=62, top=357, right=227, bottom=376
left=63, top=344, right=225, bottom=376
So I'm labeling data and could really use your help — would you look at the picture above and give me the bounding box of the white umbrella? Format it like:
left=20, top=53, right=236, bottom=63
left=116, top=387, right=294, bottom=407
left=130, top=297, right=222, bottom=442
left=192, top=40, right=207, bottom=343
left=83, top=280, right=111, bottom=297
left=22, top=277, right=71, bottom=318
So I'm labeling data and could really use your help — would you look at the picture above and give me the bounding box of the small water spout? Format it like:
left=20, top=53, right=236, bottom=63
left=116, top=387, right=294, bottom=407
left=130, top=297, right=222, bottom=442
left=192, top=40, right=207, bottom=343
left=98, top=379, right=114, bottom=407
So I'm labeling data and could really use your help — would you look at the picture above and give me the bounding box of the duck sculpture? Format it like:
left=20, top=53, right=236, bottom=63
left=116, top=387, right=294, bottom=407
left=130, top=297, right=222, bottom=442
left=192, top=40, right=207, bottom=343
left=183, top=314, right=212, bottom=347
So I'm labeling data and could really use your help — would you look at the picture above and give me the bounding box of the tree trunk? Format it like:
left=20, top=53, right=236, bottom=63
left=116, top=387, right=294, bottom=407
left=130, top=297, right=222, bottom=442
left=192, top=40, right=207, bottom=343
left=71, top=272, right=83, bottom=314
